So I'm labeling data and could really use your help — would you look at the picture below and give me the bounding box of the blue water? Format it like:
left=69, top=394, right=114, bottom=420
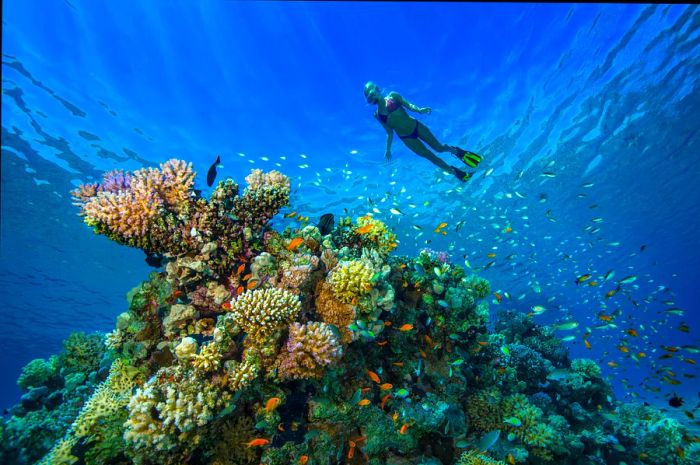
left=1, top=0, right=699, bottom=418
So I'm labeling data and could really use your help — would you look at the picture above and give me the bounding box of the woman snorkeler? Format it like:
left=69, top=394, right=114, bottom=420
left=364, top=81, right=482, bottom=182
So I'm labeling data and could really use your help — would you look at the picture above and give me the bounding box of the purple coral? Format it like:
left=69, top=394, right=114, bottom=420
left=277, top=322, right=342, bottom=380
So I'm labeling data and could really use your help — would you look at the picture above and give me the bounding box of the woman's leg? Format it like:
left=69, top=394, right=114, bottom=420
left=401, top=138, right=453, bottom=172
left=417, top=122, right=456, bottom=154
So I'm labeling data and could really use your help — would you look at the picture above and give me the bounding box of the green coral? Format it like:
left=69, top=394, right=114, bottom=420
left=17, top=357, right=57, bottom=390
left=59, top=332, right=105, bottom=375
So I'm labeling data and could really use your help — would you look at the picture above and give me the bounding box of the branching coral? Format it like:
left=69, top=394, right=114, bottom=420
left=457, top=450, right=505, bottom=465
left=233, top=169, right=291, bottom=231
left=72, top=159, right=195, bottom=251
left=124, top=365, right=231, bottom=456
left=228, top=287, right=301, bottom=345
left=191, top=342, right=222, bottom=372
left=276, top=322, right=343, bottom=380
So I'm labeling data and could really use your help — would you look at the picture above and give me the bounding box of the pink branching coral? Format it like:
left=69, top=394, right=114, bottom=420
left=71, top=159, right=195, bottom=250
left=276, top=322, right=342, bottom=380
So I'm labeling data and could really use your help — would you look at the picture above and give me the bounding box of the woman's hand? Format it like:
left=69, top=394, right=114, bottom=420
left=419, top=107, right=432, bottom=114
left=384, top=149, right=392, bottom=162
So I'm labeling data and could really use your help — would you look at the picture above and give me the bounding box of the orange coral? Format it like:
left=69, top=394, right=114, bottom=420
left=314, top=281, right=356, bottom=344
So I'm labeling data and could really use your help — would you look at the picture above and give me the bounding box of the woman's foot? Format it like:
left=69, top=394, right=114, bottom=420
left=452, top=166, right=472, bottom=182
left=448, top=146, right=482, bottom=168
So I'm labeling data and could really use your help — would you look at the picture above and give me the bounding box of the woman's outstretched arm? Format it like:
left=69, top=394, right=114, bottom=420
left=391, top=92, right=431, bottom=114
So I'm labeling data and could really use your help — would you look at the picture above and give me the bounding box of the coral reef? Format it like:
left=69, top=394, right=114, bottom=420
left=276, top=322, right=343, bottom=380
left=2, top=160, right=695, bottom=465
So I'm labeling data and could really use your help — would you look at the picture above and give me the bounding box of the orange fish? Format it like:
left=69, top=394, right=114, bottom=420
left=299, top=455, right=309, bottom=465
left=587, top=280, right=598, bottom=286
left=246, top=280, right=259, bottom=290
left=684, top=358, right=697, bottom=365
left=605, top=289, right=618, bottom=298
left=236, top=264, right=245, bottom=275
left=245, top=438, right=270, bottom=448
left=171, top=290, right=183, bottom=300
left=584, top=339, right=592, bottom=350
left=398, top=324, right=414, bottom=332
left=379, top=383, right=393, bottom=391
left=360, top=387, right=372, bottom=394
left=399, top=423, right=409, bottom=435
left=366, top=370, right=381, bottom=383
left=357, top=399, right=371, bottom=406
left=392, top=362, right=404, bottom=367
left=441, top=231, right=447, bottom=235
left=236, top=286, right=244, bottom=295
left=478, top=341, right=490, bottom=346
left=356, top=224, right=373, bottom=234
left=287, top=237, right=304, bottom=251
left=384, top=321, right=393, bottom=326
left=503, top=226, right=513, bottom=233
left=376, top=340, right=388, bottom=347
left=598, top=314, right=613, bottom=322
left=265, top=397, right=282, bottom=413
left=242, top=273, right=253, bottom=281
left=419, top=349, right=428, bottom=359
left=436, top=222, right=448, bottom=230
left=617, top=345, right=629, bottom=353
left=347, top=446, right=355, bottom=459
left=626, top=329, right=639, bottom=337
left=637, top=352, right=646, bottom=358
left=221, top=301, right=232, bottom=310
left=380, top=393, right=391, bottom=409
left=494, top=292, right=503, bottom=302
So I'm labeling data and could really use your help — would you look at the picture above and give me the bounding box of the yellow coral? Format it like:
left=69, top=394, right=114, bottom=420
left=328, top=260, right=374, bottom=304
left=191, top=342, right=222, bottom=372
left=354, top=216, right=397, bottom=256
left=315, top=281, right=356, bottom=343
left=124, top=366, right=232, bottom=452
left=71, top=359, right=142, bottom=438
left=37, top=437, right=79, bottom=465
left=457, top=450, right=506, bottom=465
left=226, top=358, right=259, bottom=391
left=230, top=287, right=301, bottom=344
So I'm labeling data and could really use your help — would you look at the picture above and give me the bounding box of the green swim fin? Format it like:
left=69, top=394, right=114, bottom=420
left=454, top=148, right=482, bottom=168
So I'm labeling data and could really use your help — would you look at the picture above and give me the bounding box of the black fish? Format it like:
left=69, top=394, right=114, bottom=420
left=317, top=213, right=334, bottom=235
left=669, top=394, right=684, bottom=408
left=144, top=251, right=164, bottom=268
left=206, top=155, right=220, bottom=187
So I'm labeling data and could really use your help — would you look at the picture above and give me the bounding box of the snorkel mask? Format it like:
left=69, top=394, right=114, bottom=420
left=364, top=81, right=379, bottom=104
